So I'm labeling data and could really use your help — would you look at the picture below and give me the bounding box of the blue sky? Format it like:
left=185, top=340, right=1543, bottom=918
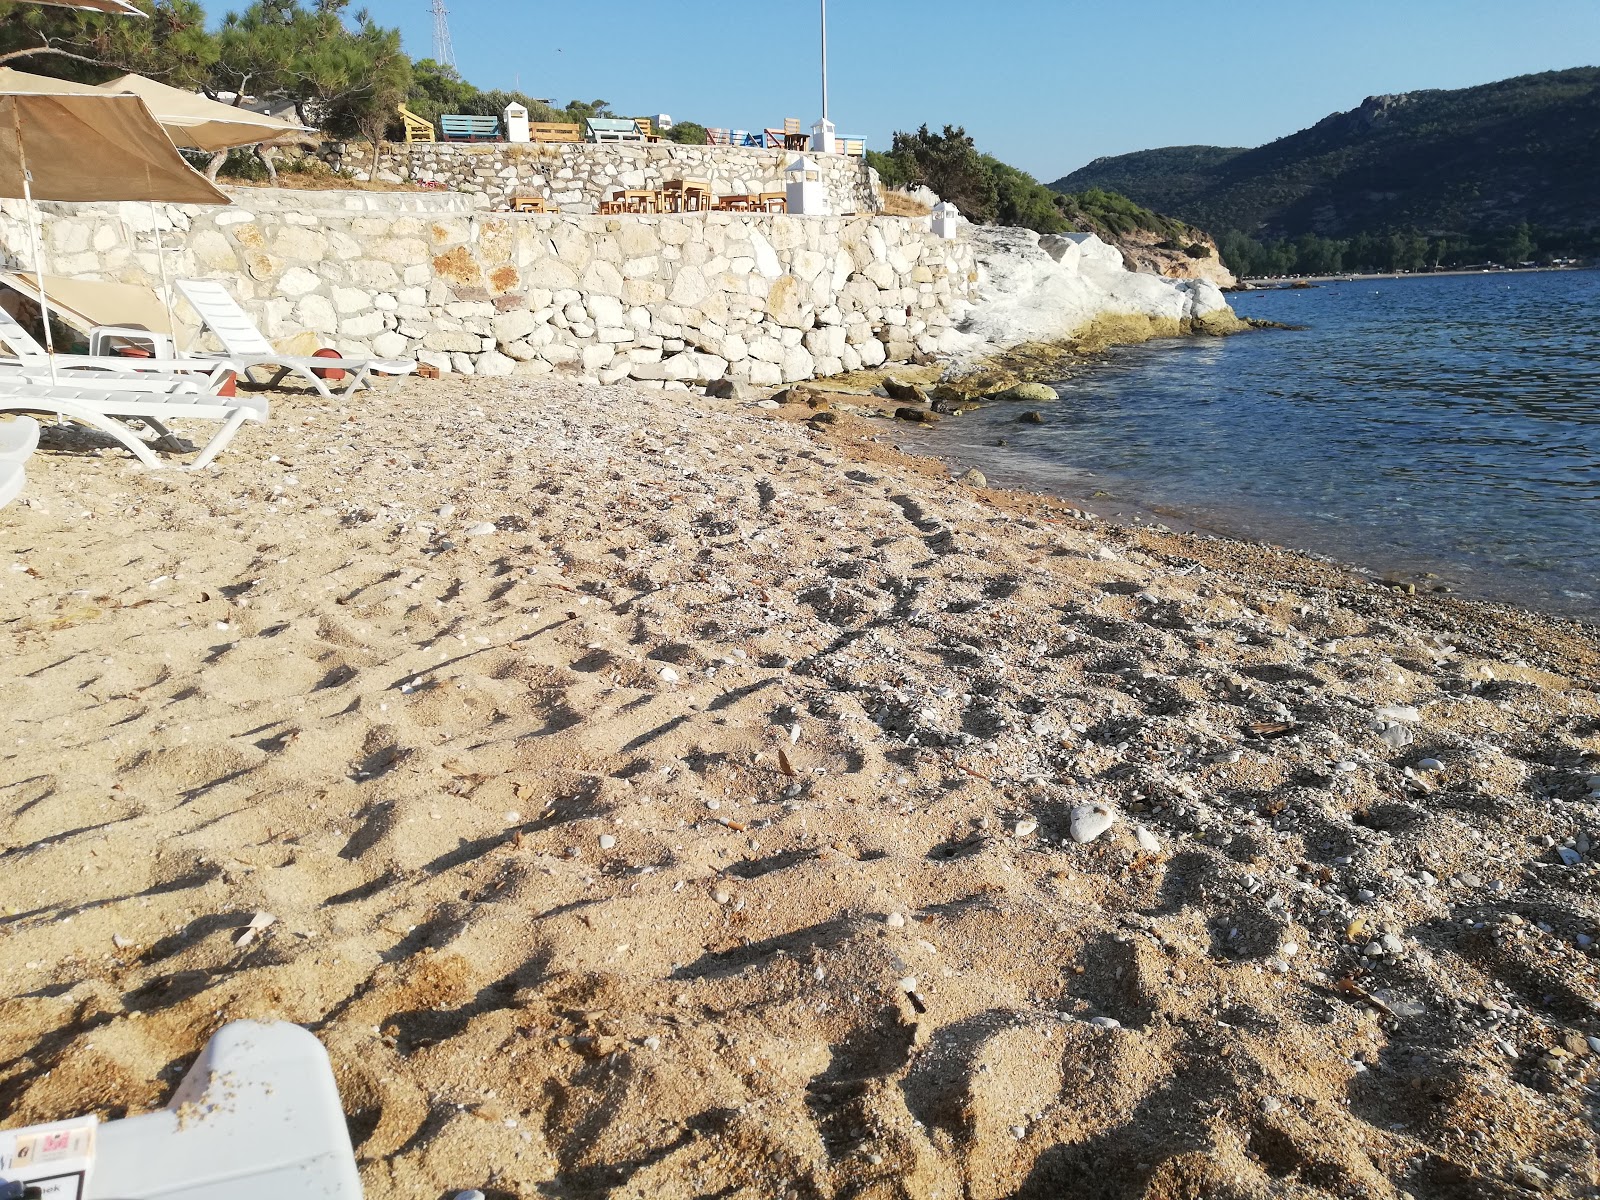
left=345, top=0, right=1598, bottom=181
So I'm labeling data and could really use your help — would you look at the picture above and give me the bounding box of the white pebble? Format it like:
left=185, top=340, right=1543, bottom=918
left=463, top=522, right=496, bottom=537
left=659, top=666, right=679, bottom=684
left=598, top=834, right=616, bottom=850
left=1134, top=825, right=1160, bottom=853
left=885, top=913, right=906, bottom=928
left=1013, top=818, right=1038, bottom=838
left=1069, top=803, right=1116, bottom=844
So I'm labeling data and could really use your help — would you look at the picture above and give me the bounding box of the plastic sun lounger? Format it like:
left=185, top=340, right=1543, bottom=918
left=0, top=414, right=40, bottom=461
left=0, top=1022, right=361, bottom=1200
left=175, top=279, right=416, bottom=399
left=0, top=306, right=236, bottom=393
left=0, top=380, right=268, bottom=470
left=0, top=459, right=22, bottom=509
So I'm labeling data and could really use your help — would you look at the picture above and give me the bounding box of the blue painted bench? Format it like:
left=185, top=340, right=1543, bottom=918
left=440, top=115, right=501, bottom=142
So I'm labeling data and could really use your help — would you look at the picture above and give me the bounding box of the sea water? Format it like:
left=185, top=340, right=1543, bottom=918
left=915, top=269, right=1600, bottom=617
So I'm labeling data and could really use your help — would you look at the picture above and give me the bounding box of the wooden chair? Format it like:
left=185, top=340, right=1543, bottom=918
left=510, top=196, right=549, bottom=213
left=757, top=192, right=788, bottom=213
left=398, top=104, right=435, bottom=144
left=622, top=189, right=660, bottom=213
left=718, top=194, right=756, bottom=212
left=704, top=128, right=731, bottom=146
left=634, top=117, right=662, bottom=143
left=440, top=114, right=501, bottom=142
left=661, top=179, right=713, bottom=212
left=528, top=122, right=584, bottom=143
left=838, top=136, right=867, bottom=157
left=782, top=117, right=808, bottom=151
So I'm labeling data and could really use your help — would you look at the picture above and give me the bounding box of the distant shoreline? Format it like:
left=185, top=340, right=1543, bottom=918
left=1239, top=264, right=1594, bottom=288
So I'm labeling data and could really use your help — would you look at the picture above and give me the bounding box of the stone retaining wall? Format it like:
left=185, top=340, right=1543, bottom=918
left=0, top=187, right=975, bottom=388
left=322, top=141, right=880, bottom=217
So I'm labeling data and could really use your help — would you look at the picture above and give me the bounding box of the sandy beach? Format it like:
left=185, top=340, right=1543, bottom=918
left=3, top=374, right=1598, bottom=1199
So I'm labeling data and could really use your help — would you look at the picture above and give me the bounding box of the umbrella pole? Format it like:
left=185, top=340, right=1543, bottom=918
left=148, top=199, right=182, bottom=356
left=12, top=108, right=57, bottom=385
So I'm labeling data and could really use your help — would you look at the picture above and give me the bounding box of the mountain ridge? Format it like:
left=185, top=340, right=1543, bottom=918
left=1050, top=67, right=1600, bottom=242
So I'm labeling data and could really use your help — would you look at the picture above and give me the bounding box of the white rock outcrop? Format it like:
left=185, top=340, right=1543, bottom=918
left=951, top=226, right=1234, bottom=352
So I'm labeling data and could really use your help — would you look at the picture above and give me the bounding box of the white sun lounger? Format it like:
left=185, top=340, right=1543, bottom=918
left=0, top=1022, right=361, bottom=1200
left=0, top=414, right=40, bottom=461
left=1, top=382, right=267, bottom=470
left=0, top=306, right=235, bottom=393
left=0, top=460, right=22, bottom=509
left=177, top=278, right=416, bottom=398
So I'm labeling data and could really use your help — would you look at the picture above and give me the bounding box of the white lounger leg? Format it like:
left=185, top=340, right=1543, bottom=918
left=43, top=402, right=167, bottom=468
left=185, top=406, right=250, bottom=471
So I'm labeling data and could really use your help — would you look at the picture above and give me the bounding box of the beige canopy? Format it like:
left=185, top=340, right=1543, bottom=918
left=0, top=91, right=229, bottom=204
left=0, top=272, right=195, bottom=341
left=100, top=73, right=310, bottom=151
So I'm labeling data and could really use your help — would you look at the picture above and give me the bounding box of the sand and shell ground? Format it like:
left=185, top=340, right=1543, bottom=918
left=2, top=374, right=1598, bottom=1199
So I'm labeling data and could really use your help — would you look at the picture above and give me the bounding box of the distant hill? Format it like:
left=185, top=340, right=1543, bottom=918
left=1051, top=68, right=1600, bottom=242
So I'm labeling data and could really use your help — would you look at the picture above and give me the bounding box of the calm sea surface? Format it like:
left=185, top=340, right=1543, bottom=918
left=913, top=269, right=1600, bottom=618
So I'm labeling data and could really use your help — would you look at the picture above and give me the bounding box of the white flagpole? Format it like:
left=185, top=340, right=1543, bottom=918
left=820, top=0, right=829, bottom=123
left=148, top=199, right=182, bottom=356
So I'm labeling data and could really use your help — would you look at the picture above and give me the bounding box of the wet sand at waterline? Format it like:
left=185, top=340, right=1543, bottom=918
left=2, top=375, right=1598, bottom=1199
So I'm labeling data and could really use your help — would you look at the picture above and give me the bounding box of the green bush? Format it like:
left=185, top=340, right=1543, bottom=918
left=666, top=121, right=707, bottom=145
left=1185, top=242, right=1212, bottom=258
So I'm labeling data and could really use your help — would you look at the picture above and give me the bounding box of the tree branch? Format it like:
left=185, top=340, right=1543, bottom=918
left=0, top=45, right=122, bottom=69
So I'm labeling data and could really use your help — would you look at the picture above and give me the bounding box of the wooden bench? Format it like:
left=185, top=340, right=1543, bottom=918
left=398, top=103, right=435, bottom=143
left=440, top=114, right=501, bottom=142
left=587, top=117, right=646, bottom=143
left=528, top=122, right=583, bottom=143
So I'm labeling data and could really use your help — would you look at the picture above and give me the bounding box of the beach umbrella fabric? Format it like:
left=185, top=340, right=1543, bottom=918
left=99, top=73, right=310, bottom=151
left=0, top=90, right=228, bottom=368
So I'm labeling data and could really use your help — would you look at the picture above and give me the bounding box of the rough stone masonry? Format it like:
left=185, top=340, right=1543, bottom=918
left=0, top=189, right=976, bottom=388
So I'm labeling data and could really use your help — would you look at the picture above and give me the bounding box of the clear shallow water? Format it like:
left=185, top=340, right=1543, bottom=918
left=915, top=270, right=1600, bottom=617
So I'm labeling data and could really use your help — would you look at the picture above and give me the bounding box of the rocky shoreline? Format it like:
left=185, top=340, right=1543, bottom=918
left=2, top=371, right=1597, bottom=1199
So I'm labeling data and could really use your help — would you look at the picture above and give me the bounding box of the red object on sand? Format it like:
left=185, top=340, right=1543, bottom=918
left=114, top=345, right=154, bottom=359
left=311, top=347, right=346, bottom=381
left=217, top=370, right=237, bottom=397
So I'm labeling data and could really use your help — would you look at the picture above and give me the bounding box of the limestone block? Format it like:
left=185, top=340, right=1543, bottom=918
left=597, top=326, right=633, bottom=343
left=693, top=353, right=729, bottom=381
left=803, top=326, right=846, bottom=359
left=863, top=261, right=896, bottom=290
left=423, top=329, right=483, bottom=353
left=586, top=295, right=625, bottom=327
left=372, top=331, right=408, bottom=358
left=581, top=259, right=623, bottom=295
left=512, top=359, right=554, bottom=378
left=273, top=226, right=328, bottom=261
left=341, top=312, right=386, bottom=339
left=492, top=309, right=539, bottom=344
left=781, top=346, right=814, bottom=383
left=349, top=261, right=401, bottom=289
left=720, top=333, right=749, bottom=362
left=667, top=266, right=711, bottom=307
left=477, top=350, right=516, bottom=376
left=748, top=336, right=785, bottom=364
left=857, top=338, right=886, bottom=367
left=581, top=343, right=615, bottom=371
left=279, top=266, right=321, bottom=297
left=539, top=344, right=581, bottom=366
left=747, top=360, right=782, bottom=387
left=296, top=293, right=337, bottom=334
left=622, top=256, right=659, bottom=279
left=190, top=229, right=236, bottom=271
left=571, top=320, right=596, bottom=339
left=451, top=352, right=476, bottom=374
left=628, top=359, right=666, bottom=381
left=814, top=356, right=843, bottom=378
left=332, top=287, right=371, bottom=315
left=840, top=343, right=862, bottom=372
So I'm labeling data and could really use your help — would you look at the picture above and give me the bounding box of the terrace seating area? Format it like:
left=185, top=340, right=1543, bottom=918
left=596, top=180, right=787, bottom=215
left=409, top=107, right=867, bottom=155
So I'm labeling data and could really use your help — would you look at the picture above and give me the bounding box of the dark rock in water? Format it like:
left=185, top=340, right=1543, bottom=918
left=883, top=376, right=929, bottom=404
left=1018, top=411, right=1045, bottom=424
left=706, top=378, right=759, bottom=402
left=994, top=437, right=1009, bottom=447
left=894, top=406, right=940, bottom=424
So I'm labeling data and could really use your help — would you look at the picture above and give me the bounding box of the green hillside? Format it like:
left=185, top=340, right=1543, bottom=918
left=1051, top=67, right=1600, bottom=272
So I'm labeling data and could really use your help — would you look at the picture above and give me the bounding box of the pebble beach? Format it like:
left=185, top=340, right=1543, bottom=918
left=3, top=374, right=1598, bottom=1199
